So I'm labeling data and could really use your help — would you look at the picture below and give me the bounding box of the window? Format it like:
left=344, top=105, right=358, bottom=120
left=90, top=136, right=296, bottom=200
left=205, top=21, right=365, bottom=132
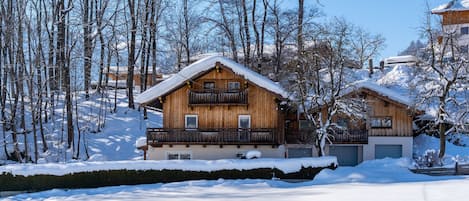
left=167, top=152, right=192, bottom=160
left=228, top=81, right=240, bottom=91
left=238, top=115, right=251, bottom=129
left=185, top=115, right=198, bottom=129
left=370, top=117, right=392, bottom=128
left=336, top=118, right=349, bottom=128
left=461, top=27, right=469, bottom=35
left=204, top=82, right=215, bottom=90
left=299, top=120, right=314, bottom=130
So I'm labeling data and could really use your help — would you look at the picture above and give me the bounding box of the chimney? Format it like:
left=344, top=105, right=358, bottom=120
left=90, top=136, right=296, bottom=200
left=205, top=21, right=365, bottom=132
left=379, top=60, right=385, bottom=73
left=368, top=59, right=373, bottom=78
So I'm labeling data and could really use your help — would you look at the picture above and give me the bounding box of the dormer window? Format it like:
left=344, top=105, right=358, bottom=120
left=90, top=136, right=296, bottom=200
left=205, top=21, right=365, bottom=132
left=461, top=27, right=469, bottom=35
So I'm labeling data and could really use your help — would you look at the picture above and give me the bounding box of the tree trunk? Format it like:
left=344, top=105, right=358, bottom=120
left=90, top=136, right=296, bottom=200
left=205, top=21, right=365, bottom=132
left=83, top=0, right=94, bottom=99
left=297, top=0, right=304, bottom=56
left=127, top=0, right=137, bottom=109
left=57, top=0, right=74, bottom=149
left=242, top=0, right=250, bottom=66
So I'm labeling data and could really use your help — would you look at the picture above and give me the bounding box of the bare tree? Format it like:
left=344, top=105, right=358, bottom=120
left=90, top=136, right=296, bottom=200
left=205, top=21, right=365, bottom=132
left=418, top=10, right=469, bottom=159
left=292, top=18, right=372, bottom=156
left=350, top=27, right=385, bottom=69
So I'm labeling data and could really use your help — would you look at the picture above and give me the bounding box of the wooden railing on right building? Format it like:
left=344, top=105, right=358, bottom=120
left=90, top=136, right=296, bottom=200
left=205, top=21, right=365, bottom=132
left=285, top=129, right=368, bottom=144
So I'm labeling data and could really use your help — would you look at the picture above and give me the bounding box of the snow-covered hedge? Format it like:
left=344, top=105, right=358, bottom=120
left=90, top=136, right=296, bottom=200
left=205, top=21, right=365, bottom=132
left=0, top=157, right=336, bottom=177
left=0, top=157, right=337, bottom=192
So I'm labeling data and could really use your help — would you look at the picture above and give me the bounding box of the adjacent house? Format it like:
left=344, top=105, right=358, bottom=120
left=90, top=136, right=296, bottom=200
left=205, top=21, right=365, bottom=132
left=136, top=56, right=420, bottom=165
left=432, top=0, right=469, bottom=51
left=286, top=81, right=420, bottom=166
left=104, top=66, right=164, bottom=88
left=136, top=56, right=289, bottom=160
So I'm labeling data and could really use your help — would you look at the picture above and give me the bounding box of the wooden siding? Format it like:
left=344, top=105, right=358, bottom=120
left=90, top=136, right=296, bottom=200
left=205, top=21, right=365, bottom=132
left=162, top=67, right=284, bottom=141
left=366, top=93, right=413, bottom=137
left=439, top=11, right=469, bottom=25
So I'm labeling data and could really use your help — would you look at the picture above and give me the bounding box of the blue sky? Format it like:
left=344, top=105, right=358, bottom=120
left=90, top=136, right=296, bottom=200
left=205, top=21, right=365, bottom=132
left=305, top=0, right=448, bottom=59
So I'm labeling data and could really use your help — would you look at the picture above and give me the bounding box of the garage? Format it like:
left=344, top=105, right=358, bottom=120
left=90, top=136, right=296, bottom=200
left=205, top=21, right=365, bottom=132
left=288, top=148, right=313, bottom=158
left=375, top=145, right=402, bottom=159
left=329, top=146, right=359, bottom=166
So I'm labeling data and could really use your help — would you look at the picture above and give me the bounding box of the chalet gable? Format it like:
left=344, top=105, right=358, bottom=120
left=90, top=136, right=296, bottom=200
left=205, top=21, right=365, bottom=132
left=136, top=56, right=289, bottom=105
left=343, top=81, right=412, bottom=108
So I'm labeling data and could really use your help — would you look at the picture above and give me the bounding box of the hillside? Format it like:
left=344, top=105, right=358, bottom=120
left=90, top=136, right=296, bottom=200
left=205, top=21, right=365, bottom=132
left=0, top=89, right=161, bottom=163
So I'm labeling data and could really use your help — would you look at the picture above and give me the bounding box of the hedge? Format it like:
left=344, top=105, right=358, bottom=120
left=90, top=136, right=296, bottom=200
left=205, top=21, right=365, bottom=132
left=0, top=164, right=336, bottom=192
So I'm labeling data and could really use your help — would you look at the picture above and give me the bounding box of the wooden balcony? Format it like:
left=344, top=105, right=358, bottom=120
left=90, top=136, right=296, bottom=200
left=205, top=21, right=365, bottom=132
left=188, top=89, right=248, bottom=105
left=286, top=129, right=368, bottom=144
left=146, top=128, right=278, bottom=146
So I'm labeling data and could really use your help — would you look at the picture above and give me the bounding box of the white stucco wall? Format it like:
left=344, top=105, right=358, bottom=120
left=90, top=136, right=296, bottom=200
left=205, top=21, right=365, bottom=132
left=363, top=136, right=413, bottom=161
left=147, top=145, right=285, bottom=160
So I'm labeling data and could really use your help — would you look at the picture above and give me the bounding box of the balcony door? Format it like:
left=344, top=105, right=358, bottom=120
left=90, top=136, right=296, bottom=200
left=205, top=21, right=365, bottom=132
left=238, top=115, right=251, bottom=141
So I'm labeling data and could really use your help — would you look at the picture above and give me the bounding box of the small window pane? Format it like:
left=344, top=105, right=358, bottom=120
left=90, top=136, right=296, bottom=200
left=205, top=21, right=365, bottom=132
left=185, top=115, right=198, bottom=129
left=180, top=154, right=191, bottom=160
left=370, top=117, right=392, bottom=128
left=204, top=82, right=215, bottom=90
left=239, top=116, right=250, bottom=129
left=167, top=153, right=179, bottom=160
left=228, top=82, right=240, bottom=91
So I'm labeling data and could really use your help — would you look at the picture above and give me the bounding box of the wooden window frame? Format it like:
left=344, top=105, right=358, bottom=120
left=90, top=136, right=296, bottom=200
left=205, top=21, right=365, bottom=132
left=185, top=114, right=198, bottom=130
left=203, top=81, right=215, bottom=90
left=370, top=116, right=392, bottom=129
left=238, top=115, right=251, bottom=129
left=228, top=81, right=241, bottom=91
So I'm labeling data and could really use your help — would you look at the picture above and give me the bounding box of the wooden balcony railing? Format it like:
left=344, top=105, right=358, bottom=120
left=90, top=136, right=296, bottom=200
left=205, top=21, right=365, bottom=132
left=188, top=89, right=248, bottom=105
left=286, top=129, right=368, bottom=144
left=146, top=128, right=278, bottom=146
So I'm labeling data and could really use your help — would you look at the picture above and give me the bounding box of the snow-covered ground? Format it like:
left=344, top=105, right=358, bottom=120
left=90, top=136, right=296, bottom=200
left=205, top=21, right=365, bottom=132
left=0, top=89, right=161, bottom=163
left=414, top=134, right=469, bottom=166
left=4, top=158, right=467, bottom=201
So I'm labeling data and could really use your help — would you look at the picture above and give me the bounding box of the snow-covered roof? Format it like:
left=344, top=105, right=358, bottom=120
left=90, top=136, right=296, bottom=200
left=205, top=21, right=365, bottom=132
left=383, top=55, right=418, bottom=66
left=343, top=80, right=412, bottom=107
left=432, top=0, right=469, bottom=13
left=136, top=56, right=289, bottom=104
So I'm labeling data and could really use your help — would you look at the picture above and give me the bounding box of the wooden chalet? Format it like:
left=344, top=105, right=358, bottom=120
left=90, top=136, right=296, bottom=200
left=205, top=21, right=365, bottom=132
left=136, top=56, right=289, bottom=160
left=285, top=81, right=420, bottom=166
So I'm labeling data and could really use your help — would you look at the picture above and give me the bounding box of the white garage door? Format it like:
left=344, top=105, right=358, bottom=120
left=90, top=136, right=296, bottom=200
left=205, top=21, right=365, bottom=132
left=375, top=145, right=402, bottom=159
